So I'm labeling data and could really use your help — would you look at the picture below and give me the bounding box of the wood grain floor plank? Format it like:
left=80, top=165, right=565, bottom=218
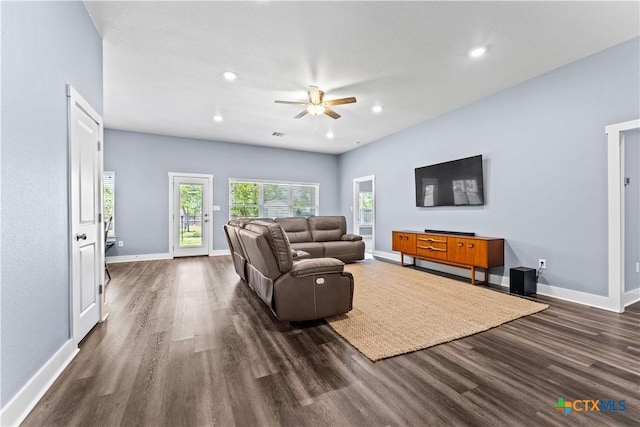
left=20, top=256, right=640, bottom=427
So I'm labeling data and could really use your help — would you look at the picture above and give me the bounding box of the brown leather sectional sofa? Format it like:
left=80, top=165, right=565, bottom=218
left=274, top=216, right=365, bottom=263
left=223, top=217, right=356, bottom=321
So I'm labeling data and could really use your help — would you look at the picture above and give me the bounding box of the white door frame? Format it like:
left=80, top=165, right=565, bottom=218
left=168, top=172, right=214, bottom=258
left=67, top=84, right=105, bottom=346
left=606, top=118, right=640, bottom=313
left=353, top=175, right=375, bottom=254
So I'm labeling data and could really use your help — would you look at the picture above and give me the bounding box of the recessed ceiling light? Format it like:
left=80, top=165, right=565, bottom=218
left=469, top=46, right=487, bottom=58
left=213, top=115, right=223, bottom=122
left=372, top=105, right=383, bottom=113
left=222, top=71, right=237, bottom=81
left=326, top=131, right=334, bottom=139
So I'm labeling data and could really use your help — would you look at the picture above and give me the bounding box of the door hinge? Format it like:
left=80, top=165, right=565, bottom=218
left=99, top=284, right=103, bottom=295
left=98, top=212, right=102, bottom=222
left=97, top=141, right=101, bottom=151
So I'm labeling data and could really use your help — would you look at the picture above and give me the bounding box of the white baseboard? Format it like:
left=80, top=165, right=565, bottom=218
left=106, top=252, right=171, bottom=263
left=371, top=250, right=631, bottom=312
left=0, top=340, right=78, bottom=427
left=624, top=287, right=640, bottom=307
left=372, top=250, right=505, bottom=286
left=106, top=250, right=232, bottom=263
left=209, top=249, right=231, bottom=257
left=534, top=283, right=613, bottom=311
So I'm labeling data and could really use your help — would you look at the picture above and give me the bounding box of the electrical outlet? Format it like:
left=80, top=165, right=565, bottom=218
left=538, top=259, right=547, bottom=269
left=118, top=241, right=124, bottom=247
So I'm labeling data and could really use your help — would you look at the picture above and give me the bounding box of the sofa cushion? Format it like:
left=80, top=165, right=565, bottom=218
left=275, top=217, right=312, bottom=243
left=308, top=216, right=346, bottom=242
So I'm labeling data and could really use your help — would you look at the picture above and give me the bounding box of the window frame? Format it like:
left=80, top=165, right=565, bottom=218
left=229, top=178, right=320, bottom=219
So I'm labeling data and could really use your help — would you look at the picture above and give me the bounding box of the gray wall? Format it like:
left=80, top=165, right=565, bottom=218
left=338, top=37, right=640, bottom=296
left=103, top=130, right=340, bottom=255
left=625, top=130, right=640, bottom=292
left=1, top=1, right=103, bottom=406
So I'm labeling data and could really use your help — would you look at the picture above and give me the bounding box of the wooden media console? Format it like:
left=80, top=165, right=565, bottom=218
left=392, top=230, right=504, bottom=285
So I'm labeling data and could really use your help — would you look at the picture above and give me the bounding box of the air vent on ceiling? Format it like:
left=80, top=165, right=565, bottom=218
left=272, top=132, right=286, bottom=137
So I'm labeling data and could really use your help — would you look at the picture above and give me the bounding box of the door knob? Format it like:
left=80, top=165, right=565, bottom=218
left=76, top=233, right=87, bottom=241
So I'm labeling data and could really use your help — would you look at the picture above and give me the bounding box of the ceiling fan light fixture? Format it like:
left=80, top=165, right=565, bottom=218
left=469, top=46, right=487, bottom=58
left=307, top=104, right=325, bottom=115
left=222, top=71, right=237, bottom=81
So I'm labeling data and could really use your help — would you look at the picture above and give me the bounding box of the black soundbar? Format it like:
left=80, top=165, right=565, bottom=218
left=424, top=229, right=476, bottom=236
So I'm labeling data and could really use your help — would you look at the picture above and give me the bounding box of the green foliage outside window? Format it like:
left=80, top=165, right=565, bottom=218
left=229, top=180, right=319, bottom=219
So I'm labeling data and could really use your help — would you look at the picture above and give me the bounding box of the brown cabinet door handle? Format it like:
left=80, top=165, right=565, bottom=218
left=457, top=242, right=463, bottom=247
left=467, top=244, right=474, bottom=248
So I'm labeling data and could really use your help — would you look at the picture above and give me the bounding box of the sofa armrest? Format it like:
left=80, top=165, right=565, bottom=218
left=341, top=233, right=363, bottom=241
left=291, top=249, right=311, bottom=260
left=290, top=258, right=345, bottom=277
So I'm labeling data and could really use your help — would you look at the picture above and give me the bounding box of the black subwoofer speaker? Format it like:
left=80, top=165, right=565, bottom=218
left=509, top=267, right=536, bottom=296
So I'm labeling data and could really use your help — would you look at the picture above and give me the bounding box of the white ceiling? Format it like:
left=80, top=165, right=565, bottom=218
left=84, top=1, right=639, bottom=155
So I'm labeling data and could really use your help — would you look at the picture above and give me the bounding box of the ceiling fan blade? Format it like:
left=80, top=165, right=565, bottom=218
left=324, top=97, right=357, bottom=106
left=323, top=108, right=341, bottom=119
left=294, top=109, right=309, bottom=119
left=275, top=100, right=308, bottom=105
left=308, top=86, right=322, bottom=104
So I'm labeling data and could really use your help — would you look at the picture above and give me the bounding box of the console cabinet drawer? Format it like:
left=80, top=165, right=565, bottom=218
left=416, top=234, right=448, bottom=260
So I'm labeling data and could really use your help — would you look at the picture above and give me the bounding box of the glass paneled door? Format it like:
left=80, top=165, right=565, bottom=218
left=171, top=174, right=213, bottom=257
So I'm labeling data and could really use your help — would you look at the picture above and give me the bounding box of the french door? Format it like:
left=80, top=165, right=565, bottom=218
left=169, top=173, right=213, bottom=257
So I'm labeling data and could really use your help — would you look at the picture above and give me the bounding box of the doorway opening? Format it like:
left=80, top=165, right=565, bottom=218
left=353, top=175, right=375, bottom=255
left=606, top=119, right=640, bottom=312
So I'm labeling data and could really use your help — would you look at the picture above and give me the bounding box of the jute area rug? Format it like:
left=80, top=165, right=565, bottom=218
left=327, top=260, right=548, bottom=362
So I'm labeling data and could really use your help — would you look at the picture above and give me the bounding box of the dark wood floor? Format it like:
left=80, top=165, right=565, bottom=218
left=22, top=256, right=639, bottom=427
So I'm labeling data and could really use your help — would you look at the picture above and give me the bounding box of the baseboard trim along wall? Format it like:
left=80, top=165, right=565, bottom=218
left=106, top=250, right=232, bottom=263
left=106, top=253, right=171, bottom=263
left=372, top=251, right=507, bottom=287
left=373, top=250, right=636, bottom=313
left=0, top=340, right=78, bottom=427
left=209, top=249, right=231, bottom=257
left=624, top=288, right=640, bottom=307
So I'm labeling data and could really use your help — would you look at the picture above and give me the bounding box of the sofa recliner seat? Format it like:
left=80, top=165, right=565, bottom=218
left=236, top=221, right=354, bottom=321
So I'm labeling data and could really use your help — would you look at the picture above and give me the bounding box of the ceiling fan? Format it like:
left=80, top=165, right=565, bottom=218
left=275, top=85, right=356, bottom=119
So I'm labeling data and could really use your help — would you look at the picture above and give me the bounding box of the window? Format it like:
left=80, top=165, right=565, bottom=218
left=229, top=179, right=319, bottom=219
left=104, top=171, right=115, bottom=236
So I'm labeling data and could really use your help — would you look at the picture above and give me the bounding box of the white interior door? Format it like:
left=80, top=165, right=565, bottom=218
left=353, top=175, right=375, bottom=254
left=69, top=85, right=104, bottom=344
left=170, top=174, right=213, bottom=257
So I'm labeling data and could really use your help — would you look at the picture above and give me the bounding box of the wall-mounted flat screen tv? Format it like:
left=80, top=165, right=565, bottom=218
left=415, top=155, right=484, bottom=207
